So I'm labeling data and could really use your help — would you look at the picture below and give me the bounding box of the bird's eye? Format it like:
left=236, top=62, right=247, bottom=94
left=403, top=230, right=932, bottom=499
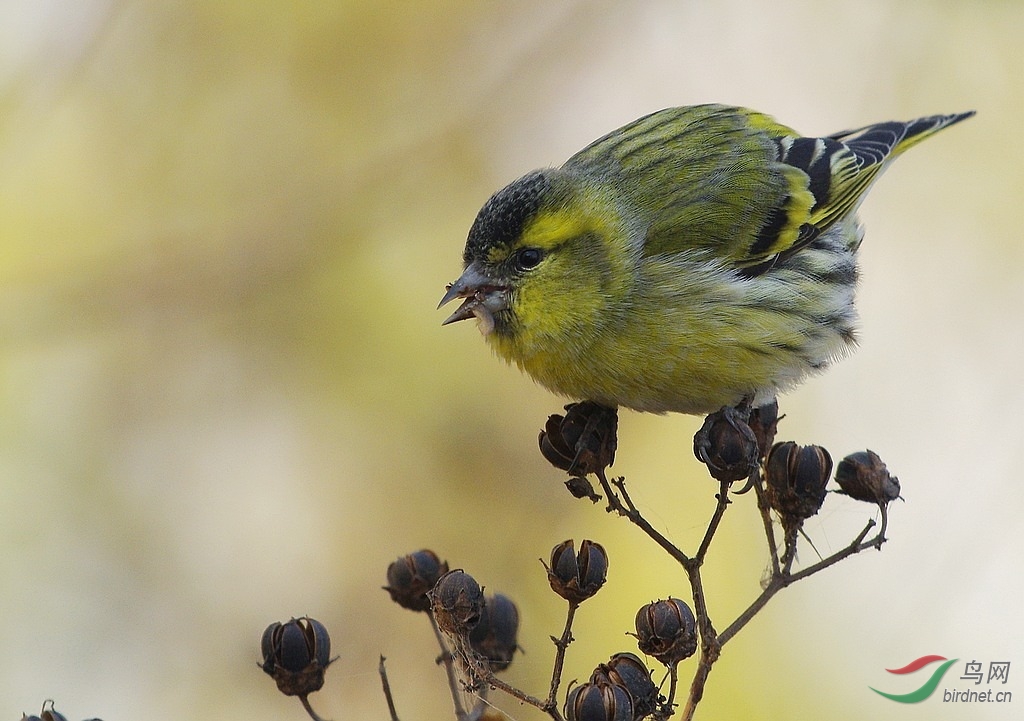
left=514, top=247, right=543, bottom=271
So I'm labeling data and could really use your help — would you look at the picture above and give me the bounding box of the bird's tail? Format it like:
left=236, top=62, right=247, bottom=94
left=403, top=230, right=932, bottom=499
left=828, top=111, right=975, bottom=165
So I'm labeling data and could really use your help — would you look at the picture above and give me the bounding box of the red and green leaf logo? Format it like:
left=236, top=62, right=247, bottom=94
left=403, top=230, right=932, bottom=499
left=871, top=655, right=959, bottom=703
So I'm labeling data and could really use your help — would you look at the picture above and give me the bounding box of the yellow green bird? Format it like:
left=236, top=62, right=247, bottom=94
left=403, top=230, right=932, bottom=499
left=439, top=104, right=973, bottom=414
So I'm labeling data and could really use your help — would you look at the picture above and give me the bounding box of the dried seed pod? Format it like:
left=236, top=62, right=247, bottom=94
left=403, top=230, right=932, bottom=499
left=538, top=402, right=617, bottom=474
left=694, top=407, right=759, bottom=482
left=259, top=616, right=334, bottom=697
left=634, top=598, right=697, bottom=666
left=469, top=593, right=520, bottom=672
left=539, top=414, right=576, bottom=471
left=21, top=701, right=71, bottom=721
left=564, top=475, right=600, bottom=501
left=564, top=680, right=634, bottom=721
left=545, top=539, right=608, bottom=604
left=592, top=652, right=659, bottom=717
left=834, top=450, right=901, bottom=505
left=764, top=441, right=833, bottom=520
left=430, top=569, right=485, bottom=636
left=384, top=549, right=450, bottom=612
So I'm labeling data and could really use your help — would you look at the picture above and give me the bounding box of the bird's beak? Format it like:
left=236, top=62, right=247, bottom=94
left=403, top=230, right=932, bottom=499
left=438, top=262, right=509, bottom=336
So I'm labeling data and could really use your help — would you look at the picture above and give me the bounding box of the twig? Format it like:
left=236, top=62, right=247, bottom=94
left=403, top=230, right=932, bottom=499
left=430, top=402, right=898, bottom=721
left=379, top=655, right=400, bottom=721
left=298, top=694, right=331, bottom=721
left=679, top=656, right=714, bottom=721
left=683, top=562, right=716, bottom=651
left=785, top=517, right=879, bottom=583
left=658, top=662, right=680, bottom=720
left=596, top=470, right=735, bottom=721
left=596, top=470, right=691, bottom=567
left=780, top=523, right=800, bottom=575
left=679, top=559, right=720, bottom=721
left=466, top=698, right=492, bottom=721
left=718, top=516, right=884, bottom=645
left=694, top=480, right=732, bottom=563
left=597, top=448, right=892, bottom=720
left=459, top=644, right=559, bottom=720
left=428, top=612, right=469, bottom=720
left=752, top=472, right=781, bottom=576
left=545, top=602, right=579, bottom=709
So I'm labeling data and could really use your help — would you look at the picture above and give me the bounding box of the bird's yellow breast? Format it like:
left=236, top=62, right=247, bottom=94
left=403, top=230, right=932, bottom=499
left=487, top=221, right=861, bottom=413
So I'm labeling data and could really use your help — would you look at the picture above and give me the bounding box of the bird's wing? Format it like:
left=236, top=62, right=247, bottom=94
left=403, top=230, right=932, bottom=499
left=564, top=105, right=972, bottom=273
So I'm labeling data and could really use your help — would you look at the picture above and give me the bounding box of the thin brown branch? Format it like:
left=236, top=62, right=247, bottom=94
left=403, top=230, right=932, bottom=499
left=780, top=522, right=800, bottom=575
left=694, top=480, right=732, bottom=563
left=428, top=612, right=468, bottom=720
left=545, top=602, right=579, bottom=709
left=752, top=473, right=781, bottom=576
left=460, top=645, right=559, bottom=720
left=596, top=469, right=691, bottom=566
left=593, top=444, right=892, bottom=720
left=683, top=563, right=715, bottom=648
left=299, top=694, right=331, bottom=721
left=679, top=655, right=714, bottom=721
left=666, top=662, right=680, bottom=709
left=379, top=655, right=401, bottom=721
left=679, top=557, right=722, bottom=721
left=785, top=517, right=879, bottom=583
left=717, top=575, right=786, bottom=647
left=719, top=515, right=885, bottom=645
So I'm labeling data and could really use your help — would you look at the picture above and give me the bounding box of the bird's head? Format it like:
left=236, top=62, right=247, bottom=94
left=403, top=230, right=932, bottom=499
left=439, top=170, right=628, bottom=353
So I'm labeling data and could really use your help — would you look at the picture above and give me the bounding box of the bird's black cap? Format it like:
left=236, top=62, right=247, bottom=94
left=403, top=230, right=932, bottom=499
left=464, top=171, right=551, bottom=262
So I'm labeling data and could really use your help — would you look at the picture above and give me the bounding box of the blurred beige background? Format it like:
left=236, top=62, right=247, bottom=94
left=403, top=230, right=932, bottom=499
left=0, top=1, right=1019, bottom=719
